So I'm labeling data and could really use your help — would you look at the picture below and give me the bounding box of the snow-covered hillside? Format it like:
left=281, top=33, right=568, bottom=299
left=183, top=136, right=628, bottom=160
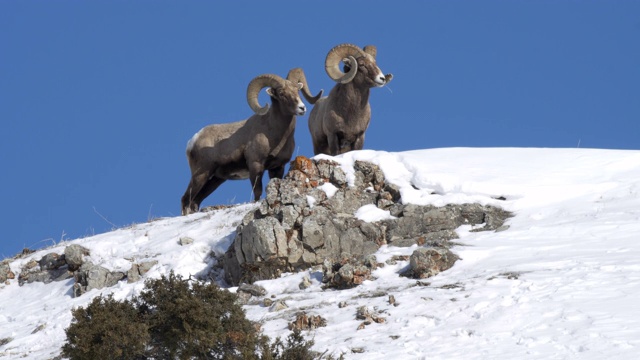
left=2, top=148, right=640, bottom=359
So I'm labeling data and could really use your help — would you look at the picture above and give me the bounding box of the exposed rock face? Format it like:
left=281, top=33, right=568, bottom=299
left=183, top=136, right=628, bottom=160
left=288, top=312, right=327, bottom=331
left=401, top=247, right=460, bottom=279
left=223, top=156, right=511, bottom=286
left=10, top=244, right=155, bottom=297
left=64, top=244, right=90, bottom=271
left=16, top=245, right=91, bottom=287
left=0, top=261, right=15, bottom=283
left=18, top=252, right=74, bottom=286
left=127, top=260, right=158, bottom=283
left=73, top=262, right=125, bottom=297
left=322, top=255, right=379, bottom=289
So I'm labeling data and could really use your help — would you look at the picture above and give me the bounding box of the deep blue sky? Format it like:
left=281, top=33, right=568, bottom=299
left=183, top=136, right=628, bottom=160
left=1, top=1, right=639, bottom=258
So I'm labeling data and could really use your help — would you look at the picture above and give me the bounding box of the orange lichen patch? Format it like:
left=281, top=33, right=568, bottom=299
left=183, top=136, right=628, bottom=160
left=288, top=156, right=323, bottom=188
left=290, top=156, right=318, bottom=177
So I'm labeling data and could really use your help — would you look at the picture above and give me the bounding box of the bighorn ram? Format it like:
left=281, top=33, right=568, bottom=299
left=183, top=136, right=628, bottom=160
left=308, top=44, right=393, bottom=156
left=181, top=68, right=322, bottom=215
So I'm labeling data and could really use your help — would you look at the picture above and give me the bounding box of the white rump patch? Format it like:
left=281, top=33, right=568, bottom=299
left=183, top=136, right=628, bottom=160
left=186, top=129, right=203, bottom=152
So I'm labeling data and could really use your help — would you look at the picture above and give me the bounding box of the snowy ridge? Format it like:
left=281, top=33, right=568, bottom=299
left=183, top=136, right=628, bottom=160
left=2, top=148, right=640, bottom=359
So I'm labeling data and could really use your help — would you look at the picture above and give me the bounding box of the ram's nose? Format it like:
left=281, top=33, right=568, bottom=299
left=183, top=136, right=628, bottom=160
left=297, top=105, right=307, bottom=115
left=374, top=68, right=387, bottom=86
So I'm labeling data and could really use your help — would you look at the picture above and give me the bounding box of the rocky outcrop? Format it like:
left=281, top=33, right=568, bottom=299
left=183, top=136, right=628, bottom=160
left=288, top=312, right=327, bottom=331
left=0, top=261, right=15, bottom=283
left=127, top=260, right=158, bottom=283
left=321, top=256, right=379, bottom=289
left=17, top=248, right=81, bottom=286
left=65, top=244, right=90, bottom=271
left=73, top=262, right=126, bottom=297
left=11, top=244, right=158, bottom=297
left=223, top=156, right=511, bottom=286
left=401, top=247, right=459, bottom=279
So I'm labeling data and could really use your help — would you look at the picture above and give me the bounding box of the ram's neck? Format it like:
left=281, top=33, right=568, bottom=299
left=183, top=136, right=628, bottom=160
left=332, top=83, right=370, bottom=115
left=266, top=101, right=296, bottom=132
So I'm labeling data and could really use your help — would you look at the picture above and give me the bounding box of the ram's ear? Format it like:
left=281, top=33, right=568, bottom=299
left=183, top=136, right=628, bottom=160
left=297, top=82, right=304, bottom=90
left=266, top=88, right=275, bottom=97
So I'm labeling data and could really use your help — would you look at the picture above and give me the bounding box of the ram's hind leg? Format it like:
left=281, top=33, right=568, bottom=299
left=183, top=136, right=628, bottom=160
left=194, top=176, right=225, bottom=208
left=181, top=170, right=214, bottom=215
left=268, top=166, right=285, bottom=180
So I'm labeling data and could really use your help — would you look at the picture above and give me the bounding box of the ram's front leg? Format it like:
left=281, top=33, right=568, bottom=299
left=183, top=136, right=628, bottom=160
left=327, top=132, right=341, bottom=156
left=248, top=163, right=266, bottom=201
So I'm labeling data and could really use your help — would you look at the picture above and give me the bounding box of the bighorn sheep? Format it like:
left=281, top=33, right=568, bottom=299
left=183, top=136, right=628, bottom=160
left=308, top=44, right=393, bottom=156
left=181, top=68, right=322, bottom=215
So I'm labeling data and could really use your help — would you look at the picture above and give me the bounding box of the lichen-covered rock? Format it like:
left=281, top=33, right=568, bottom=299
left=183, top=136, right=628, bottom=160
left=222, top=156, right=511, bottom=286
left=288, top=312, right=327, bottom=331
left=73, top=262, right=125, bottom=297
left=322, top=256, right=378, bottom=289
left=127, top=260, right=158, bottom=283
left=269, top=299, right=288, bottom=312
left=18, top=253, right=73, bottom=286
left=38, top=253, right=66, bottom=271
left=64, top=244, right=90, bottom=271
left=0, top=261, right=15, bottom=283
left=299, top=275, right=312, bottom=289
left=401, top=247, right=460, bottom=279
left=236, top=217, right=288, bottom=263
left=237, top=283, right=267, bottom=297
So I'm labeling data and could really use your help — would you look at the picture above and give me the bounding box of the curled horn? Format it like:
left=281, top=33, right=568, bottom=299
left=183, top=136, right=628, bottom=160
left=287, top=68, right=323, bottom=105
left=363, top=45, right=377, bottom=59
left=246, top=74, right=286, bottom=115
left=325, top=43, right=366, bottom=84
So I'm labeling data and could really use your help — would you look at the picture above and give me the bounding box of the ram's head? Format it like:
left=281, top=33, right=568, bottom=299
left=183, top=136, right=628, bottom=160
left=246, top=69, right=322, bottom=116
left=324, top=44, right=393, bottom=87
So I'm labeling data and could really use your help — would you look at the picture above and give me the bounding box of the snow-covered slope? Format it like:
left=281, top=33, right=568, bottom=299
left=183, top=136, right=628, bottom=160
left=2, top=148, right=640, bottom=359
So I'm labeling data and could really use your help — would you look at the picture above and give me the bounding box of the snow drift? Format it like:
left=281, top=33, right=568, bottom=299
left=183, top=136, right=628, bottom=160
left=1, top=148, right=640, bottom=359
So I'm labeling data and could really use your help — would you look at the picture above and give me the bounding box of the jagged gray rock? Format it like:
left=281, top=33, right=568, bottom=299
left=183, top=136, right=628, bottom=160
left=18, top=253, right=73, bottom=286
left=38, top=253, right=66, bottom=271
left=15, top=245, right=90, bottom=286
left=64, top=244, right=90, bottom=271
left=0, top=261, right=15, bottom=283
left=222, top=156, right=512, bottom=286
left=179, top=237, right=194, bottom=246
left=299, top=275, right=312, bottom=290
left=288, top=312, right=327, bottom=331
left=401, top=247, right=460, bottom=279
left=269, top=299, right=288, bottom=312
left=73, top=262, right=125, bottom=297
left=127, top=260, right=158, bottom=283
left=237, top=283, right=267, bottom=297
